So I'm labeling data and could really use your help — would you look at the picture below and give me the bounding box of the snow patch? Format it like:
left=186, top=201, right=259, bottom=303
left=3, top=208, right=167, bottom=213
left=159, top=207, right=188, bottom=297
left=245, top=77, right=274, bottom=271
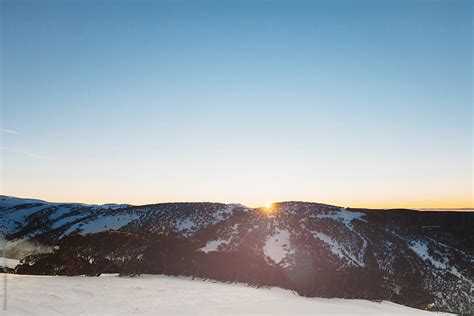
left=408, top=240, right=472, bottom=283
left=0, top=204, right=54, bottom=237
left=64, top=214, right=139, bottom=235
left=409, top=240, right=447, bottom=270
left=313, top=232, right=365, bottom=267
left=51, top=213, right=88, bottom=229
left=311, top=208, right=368, bottom=266
left=200, top=239, right=231, bottom=253
left=212, top=204, right=237, bottom=223
left=263, top=229, right=293, bottom=266
left=175, top=218, right=196, bottom=237
left=315, top=208, right=367, bottom=225
left=0, top=257, right=20, bottom=269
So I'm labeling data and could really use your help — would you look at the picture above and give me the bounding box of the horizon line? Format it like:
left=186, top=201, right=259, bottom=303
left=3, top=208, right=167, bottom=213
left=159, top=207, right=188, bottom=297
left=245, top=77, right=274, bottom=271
left=1, top=194, right=472, bottom=211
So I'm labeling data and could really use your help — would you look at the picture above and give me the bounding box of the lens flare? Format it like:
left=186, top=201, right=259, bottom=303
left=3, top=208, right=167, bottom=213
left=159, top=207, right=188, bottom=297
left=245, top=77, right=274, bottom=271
left=261, top=202, right=276, bottom=216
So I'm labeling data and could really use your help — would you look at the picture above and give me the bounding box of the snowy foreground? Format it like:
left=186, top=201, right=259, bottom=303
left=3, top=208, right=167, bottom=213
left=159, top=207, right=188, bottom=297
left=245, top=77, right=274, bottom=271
left=0, top=274, right=450, bottom=315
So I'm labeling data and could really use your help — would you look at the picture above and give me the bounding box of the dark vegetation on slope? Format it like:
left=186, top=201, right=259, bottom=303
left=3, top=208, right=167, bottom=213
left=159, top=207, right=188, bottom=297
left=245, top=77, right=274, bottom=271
left=2, top=198, right=473, bottom=314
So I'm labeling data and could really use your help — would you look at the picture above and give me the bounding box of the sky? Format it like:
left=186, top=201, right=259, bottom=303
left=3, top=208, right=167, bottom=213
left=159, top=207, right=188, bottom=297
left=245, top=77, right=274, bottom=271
left=1, top=0, right=472, bottom=208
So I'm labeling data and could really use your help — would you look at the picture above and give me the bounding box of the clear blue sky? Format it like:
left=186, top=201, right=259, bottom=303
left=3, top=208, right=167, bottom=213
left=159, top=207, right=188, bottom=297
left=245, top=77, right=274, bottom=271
left=1, top=0, right=472, bottom=208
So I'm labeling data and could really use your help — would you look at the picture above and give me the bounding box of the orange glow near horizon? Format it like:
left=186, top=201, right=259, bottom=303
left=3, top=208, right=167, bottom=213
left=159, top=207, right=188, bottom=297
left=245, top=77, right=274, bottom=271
left=259, top=202, right=276, bottom=216
left=1, top=190, right=472, bottom=210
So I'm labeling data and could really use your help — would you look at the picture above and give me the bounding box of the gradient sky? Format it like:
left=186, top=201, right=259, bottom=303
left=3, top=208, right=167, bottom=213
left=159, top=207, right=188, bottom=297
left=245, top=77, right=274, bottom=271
left=1, top=0, right=472, bottom=208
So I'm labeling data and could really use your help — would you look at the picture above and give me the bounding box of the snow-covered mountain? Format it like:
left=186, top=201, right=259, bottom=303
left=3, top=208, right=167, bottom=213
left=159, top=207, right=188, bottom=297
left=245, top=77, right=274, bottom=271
left=1, top=195, right=472, bottom=314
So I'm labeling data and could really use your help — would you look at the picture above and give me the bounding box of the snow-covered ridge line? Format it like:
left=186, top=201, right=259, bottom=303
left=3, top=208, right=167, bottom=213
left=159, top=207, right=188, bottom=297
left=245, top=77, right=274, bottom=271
left=0, top=197, right=247, bottom=239
left=0, top=195, right=131, bottom=209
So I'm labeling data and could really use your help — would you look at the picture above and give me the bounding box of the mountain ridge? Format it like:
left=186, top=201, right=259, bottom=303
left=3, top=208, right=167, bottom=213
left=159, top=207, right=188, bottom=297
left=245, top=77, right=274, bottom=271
left=1, top=195, right=472, bottom=314
left=3, top=195, right=472, bottom=211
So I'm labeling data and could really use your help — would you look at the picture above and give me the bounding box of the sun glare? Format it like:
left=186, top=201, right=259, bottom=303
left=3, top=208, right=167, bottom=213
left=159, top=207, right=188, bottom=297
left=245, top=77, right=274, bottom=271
left=261, top=202, right=276, bottom=216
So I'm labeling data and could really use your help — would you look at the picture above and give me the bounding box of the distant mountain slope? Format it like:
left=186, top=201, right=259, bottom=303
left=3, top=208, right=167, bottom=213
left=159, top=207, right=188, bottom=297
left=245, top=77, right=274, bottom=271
left=1, top=195, right=472, bottom=314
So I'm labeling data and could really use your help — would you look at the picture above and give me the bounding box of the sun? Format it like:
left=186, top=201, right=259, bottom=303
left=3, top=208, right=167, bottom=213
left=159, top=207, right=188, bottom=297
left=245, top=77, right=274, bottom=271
left=264, top=201, right=273, bottom=209
left=261, top=201, right=276, bottom=216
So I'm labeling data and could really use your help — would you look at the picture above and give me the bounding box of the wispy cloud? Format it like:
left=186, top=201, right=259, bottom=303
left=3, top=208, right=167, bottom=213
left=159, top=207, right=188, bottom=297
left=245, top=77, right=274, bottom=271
left=0, top=145, right=47, bottom=160
left=0, top=128, right=18, bottom=135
